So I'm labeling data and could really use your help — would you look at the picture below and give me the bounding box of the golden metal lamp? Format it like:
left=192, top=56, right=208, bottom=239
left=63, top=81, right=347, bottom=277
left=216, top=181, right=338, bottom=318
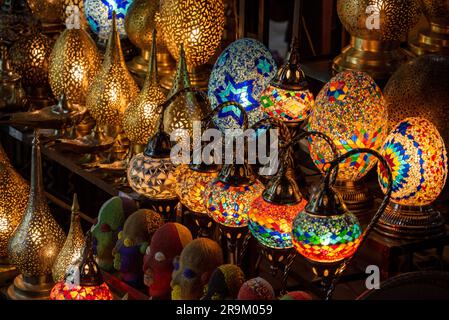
left=409, top=0, right=449, bottom=55
left=159, top=0, right=225, bottom=90
left=292, top=148, right=393, bottom=300
left=7, top=133, right=66, bottom=300
left=125, top=0, right=175, bottom=81
left=376, top=117, right=447, bottom=239
left=0, top=143, right=29, bottom=266
left=0, top=45, right=27, bottom=112
left=260, top=37, right=314, bottom=128
left=163, top=45, right=211, bottom=143
left=52, top=194, right=85, bottom=282
left=49, top=23, right=101, bottom=107
left=26, top=0, right=65, bottom=35
left=9, top=29, right=55, bottom=108
left=333, top=0, right=421, bottom=81
left=123, top=29, right=166, bottom=146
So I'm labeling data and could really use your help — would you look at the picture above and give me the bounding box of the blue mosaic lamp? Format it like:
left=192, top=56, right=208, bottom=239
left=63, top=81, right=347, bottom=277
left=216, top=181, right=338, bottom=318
left=208, top=38, right=277, bottom=132
left=84, top=0, right=134, bottom=44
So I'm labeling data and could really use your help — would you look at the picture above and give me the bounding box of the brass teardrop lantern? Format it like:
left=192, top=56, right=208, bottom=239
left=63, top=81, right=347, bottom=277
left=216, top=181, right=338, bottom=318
left=7, top=133, right=66, bottom=300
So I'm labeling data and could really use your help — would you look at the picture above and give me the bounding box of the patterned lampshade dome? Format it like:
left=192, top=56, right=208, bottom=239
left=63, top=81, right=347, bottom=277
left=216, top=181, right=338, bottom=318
left=308, top=71, right=388, bottom=182
left=378, top=117, right=448, bottom=206
left=208, top=38, right=277, bottom=131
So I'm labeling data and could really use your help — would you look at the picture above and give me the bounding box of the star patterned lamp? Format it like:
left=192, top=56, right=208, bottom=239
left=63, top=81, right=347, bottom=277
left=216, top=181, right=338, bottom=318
left=292, top=148, right=393, bottom=300
left=84, top=0, right=134, bottom=45
left=208, top=38, right=278, bottom=132
left=50, top=232, right=113, bottom=300
left=260, top=37, right=314, bottom=126
left=308, top=70, right=388, bottom=224
left=376, top=117, right=448, bottom=239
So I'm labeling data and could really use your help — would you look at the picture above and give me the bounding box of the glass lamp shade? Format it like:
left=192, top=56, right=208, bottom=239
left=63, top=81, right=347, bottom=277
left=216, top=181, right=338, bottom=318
left=204, top=180, right=264, bottom=228
left=49, top=28, right=101, bottom=106
left=52, top=194, right=86, bottom=282
left=0, top=144, right=29, bottom=260
left=85, top=12, right=138, bottom=126
left=378, top=117, right=448, bottom=206
left=248, top=196, right=307, bottom=249
left=260, top=85, right=314, bottom=123
left=84, top=0, right=134, bottom=42
left=208, top=38, right=278, bottom=131
left=159, top=0, right=225, bottom=68
left=123, top=30, right=166, bottom=145
left=9, top=30, right=53, bottom=89
left=50, top=281, right=113, bottom=300
left=292, top=211, right=362, bottom=263
left=27, top=0, right=64, bottom=24
left=308, top=71, right=388, bottom=182
left=127, top=153, right=177, bottom=200
left=174, top=164, right=219, bottom=213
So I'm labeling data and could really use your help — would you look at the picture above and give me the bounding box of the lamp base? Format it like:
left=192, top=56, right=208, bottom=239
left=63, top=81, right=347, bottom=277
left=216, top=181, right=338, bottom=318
left=334, top=180, right=374, bottom=226
left=309, top=260, right=346, bottom=300
left=25, top=87, right=55, bottom=109
left=409, top=23, right=449, bottom=56
left=219, top=224, right=248, bottom=265
left=256, top=245, right=296, bottom=294
left=0, top=257, right=18, bottom=286
left=332, top=36, right=409, bottom=81
left=188, top=210, right=215, bottom=238
left=375, top=202, right=446, bottom=240
left=160, top=65, right=210, bottom=91
left=39, top=21, right=64, bottom=39
left=140, top=197, right=179, bottom=222
left=7, top=274, right=54, bottom=300
left=127, top=48, right=176, bottom=86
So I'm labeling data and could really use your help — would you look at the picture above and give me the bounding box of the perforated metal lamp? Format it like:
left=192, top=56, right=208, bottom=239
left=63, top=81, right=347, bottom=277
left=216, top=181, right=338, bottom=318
left=292, top=148, right=393, bottom=300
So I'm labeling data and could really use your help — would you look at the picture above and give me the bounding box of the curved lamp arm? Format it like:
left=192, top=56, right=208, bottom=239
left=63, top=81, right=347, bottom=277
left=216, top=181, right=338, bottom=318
left=321, top=147, right=393, bottom=300
left=201, top=101, right=249, bottom=131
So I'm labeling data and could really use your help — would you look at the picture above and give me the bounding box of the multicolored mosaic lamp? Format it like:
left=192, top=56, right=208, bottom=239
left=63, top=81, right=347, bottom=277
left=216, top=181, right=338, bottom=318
left=159, top=0, right=225, bottom=90
left=376, top=117, right=448, bottom=239
left=308, top=70, right=388, bottom=224
left=204, top=102, right=264, bottom=264
left=208, top=38, right=278, bottom=132
left=260, top=37, right=314, bottom=127
left=292, top=148, right=393, bottom=300
left=84, top=0, right=134, bottom=45
left=50, top=232, right=113, bottom=300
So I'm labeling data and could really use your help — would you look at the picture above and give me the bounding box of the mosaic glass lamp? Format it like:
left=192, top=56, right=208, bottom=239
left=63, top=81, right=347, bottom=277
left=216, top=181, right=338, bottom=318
left=48, top=10, right=101, bottom=107
left=52, top=194, right=86, bottom=282
left=84, top=0, right=134, bottom=45
left=260, top=37, right=314, bottom=126
left=376, top=117, right=448, bottom=239
left=159, top=0, right=225, bottom=90
left=208, top=38, right=278, bottom=132
left=125, top=0, right=174, bottom=80
left=308, top=70, right=388, bottom=224
left=409, top=0, right=449, bottom=55
left=123, top=29, right=166, bottom=146
left=7, top=133, right=66, bottom=300
left=9, top=29, right=54, bottom=107
left=333, top=0, right=421, bottom=81
left=50, top=232, right=113, bottom=300
left=203, top=102, right=264, bottom=264
left=292, top=148, right=393, bottom=300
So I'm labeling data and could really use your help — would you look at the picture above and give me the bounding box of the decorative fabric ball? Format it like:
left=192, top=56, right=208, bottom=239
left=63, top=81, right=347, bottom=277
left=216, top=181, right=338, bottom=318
left=378, top=117, right=448, bottom=206
left=308, top=70, right=388, bottom=182
left=280, top=291, right=313, bottom=300
left=208, top=38, right=277, bottom=131
left=237, top=277, right=275, bottom=300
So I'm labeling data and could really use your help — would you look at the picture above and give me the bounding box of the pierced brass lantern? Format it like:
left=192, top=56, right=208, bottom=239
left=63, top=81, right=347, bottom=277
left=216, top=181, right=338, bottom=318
left=123, top=30, right=166, bottom=146
left=7, top=133, right=66, bottom=300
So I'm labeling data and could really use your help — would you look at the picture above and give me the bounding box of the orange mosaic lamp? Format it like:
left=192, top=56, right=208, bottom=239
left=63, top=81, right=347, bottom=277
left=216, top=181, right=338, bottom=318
left=50, top=232, right=113, bottom=300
